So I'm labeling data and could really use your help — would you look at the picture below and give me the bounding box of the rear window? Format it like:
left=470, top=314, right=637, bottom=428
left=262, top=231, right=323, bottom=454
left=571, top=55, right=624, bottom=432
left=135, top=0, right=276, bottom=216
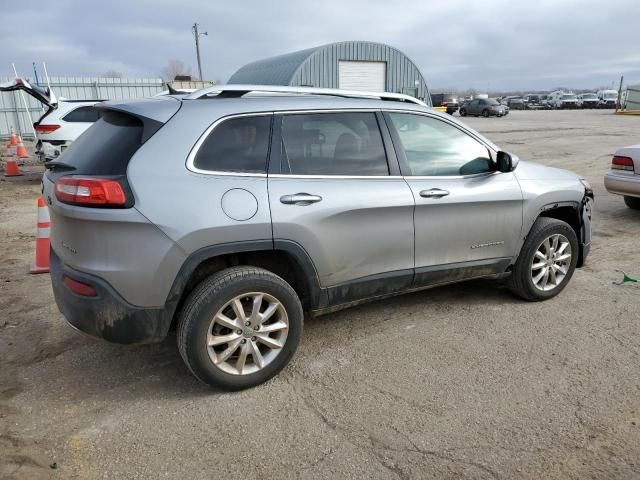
left=54, top=111, right=143, bottom=175
left=63, top=106, right=101, bottom=123
left=193, top=115, right=271, bottom=173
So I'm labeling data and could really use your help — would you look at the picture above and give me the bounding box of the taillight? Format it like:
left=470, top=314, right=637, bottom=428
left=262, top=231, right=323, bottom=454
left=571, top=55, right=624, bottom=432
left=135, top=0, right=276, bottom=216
left=54, top=177, right=127, bottom=207
left=612, top=156, right=635, bottom=172
left=35, top=124, right=61, bottom=133
left=63, top=276, right=97, bottom=297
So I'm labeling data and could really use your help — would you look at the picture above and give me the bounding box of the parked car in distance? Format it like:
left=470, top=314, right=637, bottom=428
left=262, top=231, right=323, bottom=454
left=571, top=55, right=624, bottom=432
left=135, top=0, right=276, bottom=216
left=604, top=145, right=640, bottom=209
left=507, top=97, right=526, bottom=110
left=41, top=85, right=593, bottom=390
left=459, top=98, right=507, bottom=117
left=523, top=94, right=544, bottom=109
left=0, top=78, right=101, bottom=161
left=498, top=99, right=511, bottom=115
left=34, top=100, right=104, bottom=161
left=577, top=93, right=599, bottom=108
left=554, top=93, right=580, bottom=109
left=597, top=89, right=619, bottom=108
left=430, top=93, right=459, bottom=115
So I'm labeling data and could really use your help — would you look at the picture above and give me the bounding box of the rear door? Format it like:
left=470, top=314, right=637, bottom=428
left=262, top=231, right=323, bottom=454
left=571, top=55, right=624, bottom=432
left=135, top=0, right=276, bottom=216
left=384, top=111, right=523, bottom=286
left=267, top=110, right=415, bottom=304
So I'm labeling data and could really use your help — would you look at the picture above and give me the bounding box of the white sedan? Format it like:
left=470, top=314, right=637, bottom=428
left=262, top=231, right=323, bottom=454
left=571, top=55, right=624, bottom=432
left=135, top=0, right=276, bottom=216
left=604, top=144, right=640, bottom=209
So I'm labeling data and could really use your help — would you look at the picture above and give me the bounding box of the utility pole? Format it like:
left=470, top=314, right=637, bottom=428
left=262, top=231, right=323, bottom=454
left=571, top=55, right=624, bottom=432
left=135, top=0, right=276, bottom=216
left=616, top=75, right=624, bottom=112
left=192, top=23, right=208, bottom=81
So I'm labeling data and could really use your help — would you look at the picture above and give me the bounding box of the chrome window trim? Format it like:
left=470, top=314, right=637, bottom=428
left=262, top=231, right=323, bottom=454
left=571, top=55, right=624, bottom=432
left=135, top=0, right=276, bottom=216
left=186, top=112, right=273, bottom=176
left=404, top=171, right=502, bottom=181
left=269, top=174, right=404, bottom=180
left=186, top=108, right=482, bottom=178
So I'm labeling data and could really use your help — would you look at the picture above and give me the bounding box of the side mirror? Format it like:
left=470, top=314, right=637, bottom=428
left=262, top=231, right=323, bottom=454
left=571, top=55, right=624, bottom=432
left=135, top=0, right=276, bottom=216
left=496, top=151, right=519, bottom=172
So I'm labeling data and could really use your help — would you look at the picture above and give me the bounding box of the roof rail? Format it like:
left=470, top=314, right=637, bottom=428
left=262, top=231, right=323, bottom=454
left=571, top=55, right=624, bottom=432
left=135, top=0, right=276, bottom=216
left=182, top=84, right=427, bottom=106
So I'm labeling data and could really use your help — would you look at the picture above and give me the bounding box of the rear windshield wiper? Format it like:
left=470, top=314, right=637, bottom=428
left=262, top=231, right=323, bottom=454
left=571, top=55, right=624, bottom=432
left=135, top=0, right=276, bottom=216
left=44, top=161, right=76, bottom=171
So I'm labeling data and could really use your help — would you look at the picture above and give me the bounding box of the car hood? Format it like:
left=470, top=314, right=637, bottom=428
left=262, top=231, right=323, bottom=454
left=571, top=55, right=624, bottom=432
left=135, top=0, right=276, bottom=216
left=514, top=160, right=580, bottom=182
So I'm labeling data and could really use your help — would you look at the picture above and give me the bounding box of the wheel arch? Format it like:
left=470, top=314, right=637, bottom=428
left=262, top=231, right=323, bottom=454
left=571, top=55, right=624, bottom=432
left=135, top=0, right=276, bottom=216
left=164, top=240, right=324, bottom=332
left=533, top=202, right=587, bottom=267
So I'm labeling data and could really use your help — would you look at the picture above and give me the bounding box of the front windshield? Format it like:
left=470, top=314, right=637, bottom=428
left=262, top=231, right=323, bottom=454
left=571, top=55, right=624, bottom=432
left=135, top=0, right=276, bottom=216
left=562, top=95, right=577, bottom=100
left=487, top=99, right=500, bottom=105
left=604, top=92, right=618, bottom=99
left=582, top=94, right=597, bottom=99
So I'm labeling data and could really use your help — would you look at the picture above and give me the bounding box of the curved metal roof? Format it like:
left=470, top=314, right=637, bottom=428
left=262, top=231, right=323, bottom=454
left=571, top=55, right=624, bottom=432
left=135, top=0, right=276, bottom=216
left=228, top=46, right=319, bottom=85
left=227, top=41, right=430, bottom=102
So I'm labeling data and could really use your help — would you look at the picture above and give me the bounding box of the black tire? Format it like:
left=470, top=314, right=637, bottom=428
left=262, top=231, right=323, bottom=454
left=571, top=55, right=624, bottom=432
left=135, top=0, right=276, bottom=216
left=507, top=217, right=579, bottom=302
left=482, top=109, right=490, bottom=118
left=624, top=196, right=640, bottom=210
left=177, top=266, right=303, bottom=390
left=460, top=108, right=467, bottom=117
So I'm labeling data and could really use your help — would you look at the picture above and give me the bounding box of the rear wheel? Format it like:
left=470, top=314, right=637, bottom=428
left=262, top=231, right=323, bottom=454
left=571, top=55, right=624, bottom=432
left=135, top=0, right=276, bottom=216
left=177, top=266, right=303, bottom=390
left=624, top=196, right=640, bottom=210
left=508, top=217, right=578, bottom=301
left=459, top=108, right=467, bottom=117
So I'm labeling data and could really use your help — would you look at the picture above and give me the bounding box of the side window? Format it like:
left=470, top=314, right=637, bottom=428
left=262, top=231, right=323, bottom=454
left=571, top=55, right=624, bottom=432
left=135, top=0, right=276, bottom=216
left=280, top=112, right=388, bottom=176
left=193, top=115, right=271, bottom=173
left=479, top=100, right=486, bottom=105
left=63, top=106, right=101, bottom=123
left=388, top=113, right=494, bottom=176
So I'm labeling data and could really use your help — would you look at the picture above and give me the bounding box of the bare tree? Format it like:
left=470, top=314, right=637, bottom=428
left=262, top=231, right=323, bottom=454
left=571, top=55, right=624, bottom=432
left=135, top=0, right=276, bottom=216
left=103, top=69, right=124, bottom=78
left=161, top=60, right=193, bottom=82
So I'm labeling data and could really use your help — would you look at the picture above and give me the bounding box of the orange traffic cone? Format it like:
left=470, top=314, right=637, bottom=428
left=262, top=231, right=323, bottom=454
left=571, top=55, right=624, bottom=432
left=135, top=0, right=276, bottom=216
left=30, top=197, right=50, bottom=274
left=4, top=153, right=22, bottom=177
left=8, top=127, right=17, bottom=147
left=15, top=135, right=28, bottom=159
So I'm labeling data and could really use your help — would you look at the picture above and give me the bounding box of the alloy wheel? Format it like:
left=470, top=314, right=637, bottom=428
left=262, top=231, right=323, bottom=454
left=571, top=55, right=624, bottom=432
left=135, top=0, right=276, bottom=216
left=206, top=292, right=289, bottom=375
left=530, top=234, right=572, bottom=291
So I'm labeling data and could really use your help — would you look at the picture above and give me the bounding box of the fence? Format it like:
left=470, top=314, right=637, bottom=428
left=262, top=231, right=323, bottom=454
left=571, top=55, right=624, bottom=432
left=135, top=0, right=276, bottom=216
left=0, top=76, right=165, bottom=138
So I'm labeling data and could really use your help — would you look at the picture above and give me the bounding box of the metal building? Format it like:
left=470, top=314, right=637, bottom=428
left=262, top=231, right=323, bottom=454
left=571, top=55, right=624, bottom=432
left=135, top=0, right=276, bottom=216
left=228, top=41, right=430, bottom=104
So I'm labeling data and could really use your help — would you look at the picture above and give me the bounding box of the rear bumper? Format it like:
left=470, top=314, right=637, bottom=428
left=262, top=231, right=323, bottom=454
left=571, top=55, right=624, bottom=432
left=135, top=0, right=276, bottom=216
left=50, top=249, right=171, bottom=344
left=604, top=172, right=640, bottom=197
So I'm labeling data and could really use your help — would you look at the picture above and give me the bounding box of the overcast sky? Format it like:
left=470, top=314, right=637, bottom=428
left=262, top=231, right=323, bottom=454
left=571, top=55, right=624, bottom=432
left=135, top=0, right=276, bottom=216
left=2, top=0, right=638, bottom=92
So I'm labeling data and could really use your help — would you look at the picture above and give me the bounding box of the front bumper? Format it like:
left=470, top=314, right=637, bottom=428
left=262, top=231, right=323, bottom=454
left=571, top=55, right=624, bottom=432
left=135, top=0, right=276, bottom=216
left=578, top=190, right=593, bottom=267
left=50, top=249, right=172, bottom=344
left=604, top=172, right=640, bottom=197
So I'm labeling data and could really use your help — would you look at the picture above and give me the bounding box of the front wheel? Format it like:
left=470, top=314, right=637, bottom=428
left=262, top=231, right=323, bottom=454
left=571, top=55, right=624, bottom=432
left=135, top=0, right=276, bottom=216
left=508, top=217, right=578, bottom=301
left=459, top=109, right=467, bottom=117
left=177, top=266, right=303, bottom=390
left=624, top=196, right=640, bottom=210
left=482, top=109, right=490, bottom=117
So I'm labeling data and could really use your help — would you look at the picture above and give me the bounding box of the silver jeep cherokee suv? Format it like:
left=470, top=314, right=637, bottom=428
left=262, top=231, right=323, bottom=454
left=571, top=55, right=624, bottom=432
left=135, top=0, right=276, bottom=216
left=43, top=86, right=593, bottom=390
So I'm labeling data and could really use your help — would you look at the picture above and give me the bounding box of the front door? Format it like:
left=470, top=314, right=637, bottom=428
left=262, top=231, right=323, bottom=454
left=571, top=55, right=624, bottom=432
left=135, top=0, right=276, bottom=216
left=268, top=111, right=415, bottom=304
left=384, top=111, right=523, bottom=286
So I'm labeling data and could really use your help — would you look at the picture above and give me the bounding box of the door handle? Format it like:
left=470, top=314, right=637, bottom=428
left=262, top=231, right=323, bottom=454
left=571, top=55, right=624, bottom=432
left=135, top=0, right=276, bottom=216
left=419, top=188, right=450, bottom=198
left=280, top=193, right=323, bottom=205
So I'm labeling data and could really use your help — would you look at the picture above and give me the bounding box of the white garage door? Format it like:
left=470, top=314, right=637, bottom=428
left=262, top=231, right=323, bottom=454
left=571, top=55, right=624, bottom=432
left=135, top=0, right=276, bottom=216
left=338, top=61, right=386, bottom=92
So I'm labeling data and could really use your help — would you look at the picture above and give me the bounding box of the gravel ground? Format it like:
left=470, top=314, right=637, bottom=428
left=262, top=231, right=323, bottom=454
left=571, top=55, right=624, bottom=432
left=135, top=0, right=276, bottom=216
left=1, top=109, right=639, bottom=480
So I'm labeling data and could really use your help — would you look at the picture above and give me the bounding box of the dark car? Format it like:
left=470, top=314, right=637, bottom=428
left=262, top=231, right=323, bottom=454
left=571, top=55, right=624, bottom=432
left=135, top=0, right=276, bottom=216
left=430, top=93, right=459, bottom=115
left=459, top=98, right=506, bottom=117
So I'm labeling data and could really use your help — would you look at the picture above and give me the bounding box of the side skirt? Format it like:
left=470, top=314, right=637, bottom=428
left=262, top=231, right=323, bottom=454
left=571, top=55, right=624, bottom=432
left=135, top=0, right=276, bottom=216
left=312, top=257, right=512, bottom=317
